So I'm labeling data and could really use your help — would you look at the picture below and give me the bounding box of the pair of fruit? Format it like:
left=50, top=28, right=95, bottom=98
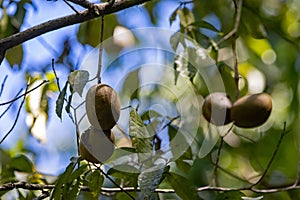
left=79, top=84, right=121, bottom=163
left=202, top=92, right=272, bottom=128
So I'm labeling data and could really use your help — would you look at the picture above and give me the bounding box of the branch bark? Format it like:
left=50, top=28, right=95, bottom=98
left=0, top=0, right=151, bottom=62
left=0, top=181, right=299, bottom=194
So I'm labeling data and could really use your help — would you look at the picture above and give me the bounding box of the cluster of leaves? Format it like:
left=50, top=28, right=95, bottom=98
left=1, top=0, right=300, bottom=199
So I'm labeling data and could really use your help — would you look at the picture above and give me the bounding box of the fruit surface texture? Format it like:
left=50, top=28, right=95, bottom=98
left=202, top=92, right=232, bottom=125
left=231, top=93, right=272, bottom=128
left=79, top=127, right=115, bottom=163
left=86, top=84, right=121, bottom=130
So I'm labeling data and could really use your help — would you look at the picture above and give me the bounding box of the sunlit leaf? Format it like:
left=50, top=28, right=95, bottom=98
left=55, top=82, right=68, bottom=119
left=165, top=172, right=200, bottom=200
left=129, top=109, right=153, bottom=155
left=177, top=7, right=195, bottom=28
left=68, top=70, right=89, bottom=97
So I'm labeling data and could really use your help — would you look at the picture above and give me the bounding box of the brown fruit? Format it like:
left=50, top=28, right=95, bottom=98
left=104, top=130, right=115, bottom=144
left=79, top=127, right=115, bottom=163
left=202, top=92, right=232, bottom=125
left=79, top=140, right=100, bottom=164
left=86, top=84, right=121, bottom=130
left=231, top=93, right=272, bottom=128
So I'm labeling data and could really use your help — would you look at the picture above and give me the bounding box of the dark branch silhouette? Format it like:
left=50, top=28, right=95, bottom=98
left=0, top=0, right=151, bottom=64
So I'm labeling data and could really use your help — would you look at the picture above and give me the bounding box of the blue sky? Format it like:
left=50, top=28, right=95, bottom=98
left=0, top=0, right=183, bottom=175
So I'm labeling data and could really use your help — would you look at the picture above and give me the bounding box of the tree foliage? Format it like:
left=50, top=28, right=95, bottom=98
left=0, top=0, right=300, bottom=199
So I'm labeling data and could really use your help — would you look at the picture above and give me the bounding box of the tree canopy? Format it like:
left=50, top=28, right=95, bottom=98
left=0, top=0, right=300, bottom=199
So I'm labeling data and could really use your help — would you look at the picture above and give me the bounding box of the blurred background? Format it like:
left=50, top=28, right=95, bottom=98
left=0, top=0, right=300, bottom=199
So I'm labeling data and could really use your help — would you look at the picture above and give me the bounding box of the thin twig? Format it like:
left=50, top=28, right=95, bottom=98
left=97, top=15, right=105, bottom=84
left=52, top=59, right=61, bottom=92
left=211, top=137, right=224, bottom=186
left=0, top=75, right=8, bottom=97
left=74, top=108, right=81, bottom=156
left=252, top=122, right=287, bottom=187
left=0, top=83, right=30, bottom=144
left=0, top=80, right=49, bottom=106
left=216, top=0, right=243, bottom=46
left=0, top=89, right=22, bottom=119
left=97, top=165, right=136, bottom=200
left=232, top=37, right=239, bottom=100
left=63, top=0, right=80, bottom=14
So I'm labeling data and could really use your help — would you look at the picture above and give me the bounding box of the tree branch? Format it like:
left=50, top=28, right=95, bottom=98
left=67, top=0, right=95, bottom=10
left=0, top=0, right=151, bottom=58
left=216, top=0, right=243, bottom=45
left=0, top=181, right=299, bottom=194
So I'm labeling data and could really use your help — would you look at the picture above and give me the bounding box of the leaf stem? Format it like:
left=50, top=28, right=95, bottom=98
left=97, top=15, right=105, bottom=84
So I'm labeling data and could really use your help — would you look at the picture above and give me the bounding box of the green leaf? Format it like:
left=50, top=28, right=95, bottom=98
left=0, top=9, right=19, bottom=39
left=63, top=177, right=83, bottom=200
left=218, top=63, right=236, bottom=101
left=170, top=31, right=182, bottom=51
left=9, top=155, right=33, bottom=173
left=140, top=110, right=162, bottom=121
left=107, top=165, right=140, bottom=179
left=165, top=172, right=200, bottom=200
left=55, top=82, right=68, bottom=119
left=86, top=170, right=104, bottom=199
left=51, top=161, right=76, bottom=200
left=175, top=157, right=192, bottom=175
left=129, top=109, right=153, bottom=155
left=242, top=8, right=267, bottom=39
left=5, top=45, right=23, bottom=68
left=177, top=8, right=195, bottom=28
left=138, top=165, right=165, bottom=198
left=216, top=191, right=244, bottom=200
left=65, top=93, right=73, bottom=114
left=169, top=6, right=179, bottom=26
left=77, top=14, right=118, bottom=48
left=198, top=125, right=220, bottom=158
left=68, top=164, right=88, bottom=182
left=121, top=69, right=140, bottom=100
left=68, top=70, right=89, bottom=97
left=107, top=165, right=139, bottom=187
left=193, top=20, right=220, bottom=32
